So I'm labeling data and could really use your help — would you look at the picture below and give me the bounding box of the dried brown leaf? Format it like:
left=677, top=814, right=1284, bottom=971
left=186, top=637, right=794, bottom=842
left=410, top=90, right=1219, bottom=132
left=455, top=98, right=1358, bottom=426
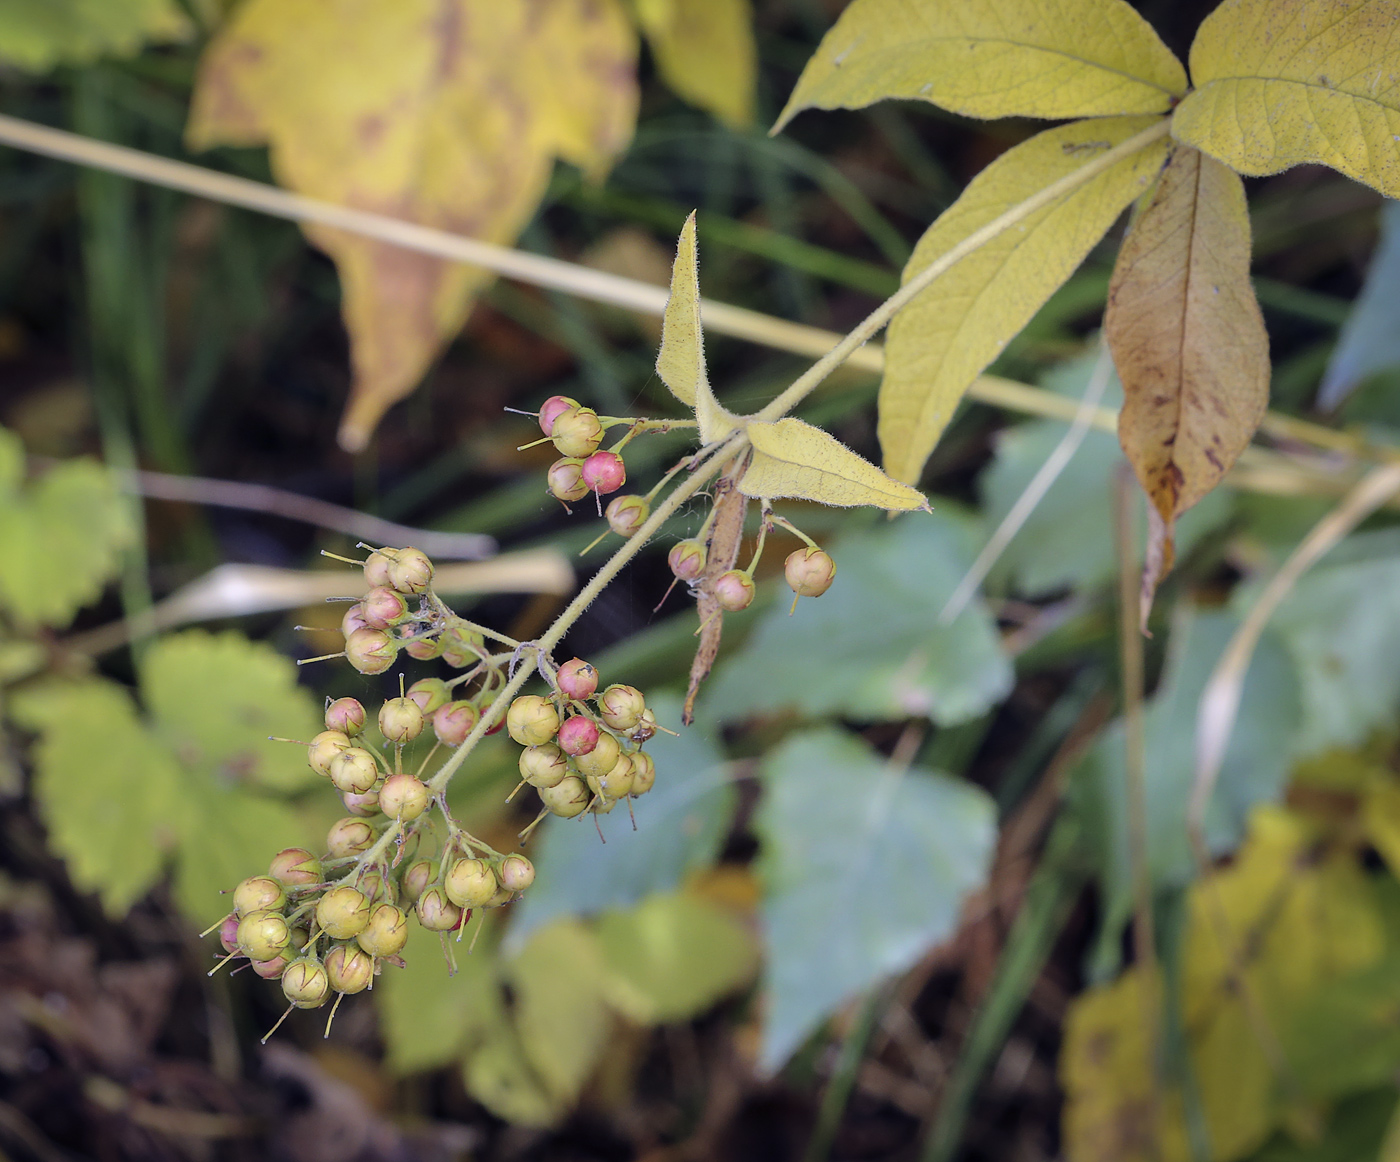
left=683, top=457, right=749, bottom=725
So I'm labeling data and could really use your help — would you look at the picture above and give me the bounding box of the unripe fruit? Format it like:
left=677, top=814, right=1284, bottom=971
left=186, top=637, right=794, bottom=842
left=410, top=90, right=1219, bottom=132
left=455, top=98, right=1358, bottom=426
left=219, top=914, right=240, bottom=955
left=785, top=547, right=837, bottom=599
left=282, top=957, right=331, bottom=1009
left=362, top=585, right=409, bottom=630
left=668, top=539, right=707, bottom=582
left=406, top=678, right=450, bottom=715
left=358, top=869, right=396, bottom=905
left=714, top=569, right=756, bottom=612
left=630, top=751, right=656, bottom=795
left=405, top=634, right=444, bottom=661
left=357, top=902, right=409, bottom=958
left=378, top=697, right=425, bottom=744
left=574, top=730, right=622, bottom=779
left=269, top=848, right=322, bottom=887
left=238, top=910, right=291, bottom=962
left=251, top=953, right=291, bottom=980
left=324, top=944, right=375, bottom=994
left=485, top=885, right=515, bottom=908
left=415, top=885, right=463, bottom=931
left=341, top=602, right=370, bottom=638
left=433, top=700, right=480, bottom=747
left=556, top=658, right=598, bottom=701
left=540, top=774, right=591, bottom=818
left=598, top=685, right=646, bottom=732
left=401, top=859, right=434, bottom=902
left=363, top=549, right=397, bottom=589
left=519, top=743, right=570, bottom=788
left=234, top=875, right=287, bottom=917
left=327, top=817, right=376, bottom=858
left=440, top=624, right=485, bottom=669
left=308, top=730, right=351, bottom=777
left=378, top=773, right=429, bottom=821
left=507, top=695, right=560, bottom=747
left=592, top=796, right=617, bottom=815
left=605, top=494, right=649, bottom=537
left=498, top=854, right=535, bottom=892
left=329, top=747, right=380, bottom=795
left=325, top=697, right=366, bottom=737
left=629, top=709, right=658, bottom=743
left=316, top=886, right=371, bottom=940
left=342, top=788, right=382, bottom=817
left=539, top=394, right=580, bottom=435
left=550, top=406, right=604, bottom=458
left=557, top=714, right=600, bottom=756
left=547, top=457, right=589, bottom=503
left=345, top=627, right=397, bottom=675
left=444, top=858, right=498, bottom=909
left=387, top=547, right=434, bottom=594
left=598, top=753, right=635, bottom=799
left=480, top=701, right=505, bottom=735
left=581, top=450, right=626, bottom=496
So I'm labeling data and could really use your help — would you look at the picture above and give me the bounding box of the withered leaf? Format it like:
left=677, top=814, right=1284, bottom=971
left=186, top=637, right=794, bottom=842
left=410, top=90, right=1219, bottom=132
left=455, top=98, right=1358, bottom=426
left=683, top=456, right=749, bottom=725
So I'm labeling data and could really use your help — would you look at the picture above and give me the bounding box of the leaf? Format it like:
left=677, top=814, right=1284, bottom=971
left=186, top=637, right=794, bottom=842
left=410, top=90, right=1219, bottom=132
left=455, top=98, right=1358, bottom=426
left=593, top=891, right=757, bottom=1024
left=635, top=0, right=755, bottom=129
left=0, top=428, right=133, bottom=629
left=189, top=0, right=638, bottom=452
left=0, top=0, right=187, bottom=70
left=772, top=0, right=1185, bottom=131
left=1319, top=201, right=1400, bottom=410
left=509, top=694, right=734, bottom=946
left=1108, top=146, right=1268, bottom=607
left=756, top=727, right=995, bottom=1072
left=463, top=1016, right=561, bottom=1128
left=1172, top=0, right=1400, bottom=199
left=708, top=509, right=1013, bottom=724
left=879, top=116, right=1171, bottom=485
left=740, top=418, right=928, bottom=511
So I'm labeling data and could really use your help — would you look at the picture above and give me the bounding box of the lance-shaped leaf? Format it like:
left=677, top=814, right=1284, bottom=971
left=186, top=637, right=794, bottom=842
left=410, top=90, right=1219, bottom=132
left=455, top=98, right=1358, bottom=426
left=879, top=116, right=1171, bottom=486
left=740, top=418, right=928, bottom=510
left=1173, top=0, right=1400, bottom=199
left=189, top=0, right=638, bottom=452
left=773, top=0, right=1184, bottom=132
left=1107, top=146, right=1268, bottom=608
left=635, top=0, right=756, bottom=130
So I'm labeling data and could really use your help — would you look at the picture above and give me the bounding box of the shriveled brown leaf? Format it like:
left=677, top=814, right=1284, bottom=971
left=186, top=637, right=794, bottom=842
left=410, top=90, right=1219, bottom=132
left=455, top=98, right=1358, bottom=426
left=683, top=457, right=749, bottom=725
left=1107, top=145, right=1268, bottom=623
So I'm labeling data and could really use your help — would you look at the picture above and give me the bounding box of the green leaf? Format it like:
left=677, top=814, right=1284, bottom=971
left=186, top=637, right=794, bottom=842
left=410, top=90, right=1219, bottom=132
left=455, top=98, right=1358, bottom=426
left=1320, top=202, right=1400, bottom=410
left=707, top=510, right=1012, bottom=724
left=756, top=728, right=995, bottom=1072
left=740, top=418, right=929, bottom=510
left=463, top=1016, right=561, bottom=1128
left=0, top=0, right=187, bottom=70
left=878, top=116, right=1171, bottom=485
left=773, top=0, right=1185, bottom=130
left=10, top=680, right=180, bottom=917
left=594, top=892, right=756, bottom=1024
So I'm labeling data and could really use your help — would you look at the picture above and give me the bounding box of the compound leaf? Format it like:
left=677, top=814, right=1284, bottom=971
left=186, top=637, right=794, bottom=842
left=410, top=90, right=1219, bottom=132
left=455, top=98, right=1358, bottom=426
left=1173, top=0, right=1400, bottom=199
left=879, top=116, right=1170, bottom=485
left=635, top=0, right=755, bottom=129
left=740, top=418, right=928, bottom=510
left=774, top=0, right=1185, bottom=132
left=0, top=0, right=187, bottom=71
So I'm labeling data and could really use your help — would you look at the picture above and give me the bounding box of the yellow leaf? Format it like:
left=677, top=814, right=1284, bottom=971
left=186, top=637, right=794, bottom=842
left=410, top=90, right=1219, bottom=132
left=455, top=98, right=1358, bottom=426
left=635, top=0, right=755, bottom=129
left=188, top=0, right=638, bottom=452
left=0, top=0, right=188, bottom=71
left=1107, top=146, right=1268, bottom=610
left=1173, top=0, right=1400, bottom=199
left=772, top=0, right=1185, bottom=132
left=740, top=418, right=928, bottom=510
left=879, top=116, right=1170, bottom=485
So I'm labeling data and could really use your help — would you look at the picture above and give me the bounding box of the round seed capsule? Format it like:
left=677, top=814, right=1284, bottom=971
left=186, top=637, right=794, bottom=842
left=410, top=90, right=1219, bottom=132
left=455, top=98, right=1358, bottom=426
left=574, top=731, right=622, bottom=780
left=238, top=910, right=291, bottom=962
left=519, top=743, right=570, bottom=789
left=329, top=747, right=380, bottom=795
left=316, top=886, right=371, bottom=940
left=326, top=817, right=375, bottom=859
left=444, top=858, right=498, bottom=909
left=308, top=730, right=351, bottom=777
left=268, top=848, right=322, bottom=887
left=233, top=875, right=286, bottom=917
left=357, top=903, right=409, bottom=958
left=324, top=944, right=375, bottom=994
left=378, top=773, right=429, bottom=821
left=597, top=685, right=646, bottom=732
left=506, top=696, right=560, bottom=747
left=498, top=854, right=535, bottom=892
left=415, top=886, right=463, bottom=932
left=539, top=775, right=591, bottom=819
left=282, top=957, right=330, bottom=1009
left=378, top=697, right=425, bottom=744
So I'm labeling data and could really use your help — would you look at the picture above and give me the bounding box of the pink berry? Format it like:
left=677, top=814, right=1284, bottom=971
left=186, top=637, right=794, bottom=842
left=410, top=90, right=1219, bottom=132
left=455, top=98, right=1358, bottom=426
left=581, top=450, right=626, bottom=496
left=547, top=457, right=589, bottom=503
left=668, top=539, right=707, bottom=582
left=433, top=700, right=480, bottom=747
left=714, top=570, right=756, bottom=612
left=539, top=395, right=579, bottom=435
left=324, top=697, right=366, bottom=736
left=557, top=715, right=600, bottom=756
left=361, top=585, right=409, bottom=630
left=557, top=658, right=599, bottom=701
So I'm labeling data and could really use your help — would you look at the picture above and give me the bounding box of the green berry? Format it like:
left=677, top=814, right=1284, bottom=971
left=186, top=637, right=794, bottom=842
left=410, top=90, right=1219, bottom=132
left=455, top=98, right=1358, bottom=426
left=605, top=494, right=649, bottom=537
left=630, top=751, right=656, bottom=795
left=507, top=695, right=561, bottom=747
left=363, top=549, right=397, bottom=589
left=573, top=730, right=622, bottom=779
left=308, top=730, right=351, bottom=777
left=498, top=854, right=535, bottom=892
left=268, top=847, right=323, bottom=887
left=401, top=859, right=433, bottom=903
left=518, top=743, right=570, bottom=788
left=325, top=697, right=366, bottom=736
left=406, top=678, right=451, bottom=715
left=378, top=773, right=429, bottom=821
left=341, top=788, right=382, bottom=817
left=548, top=457, right=590, bottom=503
left=282, top=957, right=331, bottom=1009
left=316, top=886, right=371, bottom=940
left=550, top=406, right=604, bottom=458
left=345, top=627, right=398, bottom=675
left=324, top=944, right=375, bottom=994
left=415, top=885, right=463, bottom=932
left=387, top=547, right=434, bottom=594
left=238, top=910, right=291, bottom=962
left=444, top=857, right=498, bottom=909
left=233, top=875, right=287, bottom=917
left=597, top=685, right=646, bottom=731
left=539, top=774, right=591, bottom=818
left=785, top=547, right=836, bottom=599
left=251, top=953, right=291, bottom=980
left=357, top=903, right=409, bottom=958
left=378, top=697, right=425, bottom=744
left=326, top=817, right=375, bottom=859
left=329, top=747, right=380, bottom=795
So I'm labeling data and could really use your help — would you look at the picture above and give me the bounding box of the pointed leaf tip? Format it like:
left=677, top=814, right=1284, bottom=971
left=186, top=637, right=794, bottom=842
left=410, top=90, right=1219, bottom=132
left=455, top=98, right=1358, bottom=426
left=740, top=418, right=927, bottom=510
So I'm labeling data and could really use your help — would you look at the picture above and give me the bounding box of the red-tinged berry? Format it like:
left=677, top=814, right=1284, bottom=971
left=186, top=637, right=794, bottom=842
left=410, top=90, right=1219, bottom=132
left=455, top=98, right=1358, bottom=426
left=440, top=624, right=485, bottom=668
left=539, top=394, right=579, bottom=435
left=317, top=886, right=371, bottom=940
left=606, top=494, right=649, bottom=537
left=361, top=585, right=409, bottom=630
left=342, top=788, right=382, bottom=817
left=714, top=569, right=756, bottom=612
left=785, top=547, right=837, bottom=599
left=308, top=730, right=351, bottom=777
left=238, top=910, right=291, bottom=962
left=547, top=457, right=590, bottom=503
left=556, top=658, right=598, bottom=701
left=341, top=602, right=370, bottom=638
left=406, top=678, right=450, bottom=715
left=540, top=775, right=591, bottom=818
left=519, top=743, right=570, bottom=789
left=415, top=886, right=462, bottom=931
left=597, top=684, right=646, bottom=732
left=630, top=751, right=656, bottom=795
left=282, top=957, right=331, bottom=1008
left=388, top=547, right=433, bottom=594
left=444, top=858, right=498, bottom=909
left=581, top=450, right=626, bottom=496
left=557, top=714, right=599, bottom=756
left=357, top=903, right=409, bottom=958
left=234, top=875, right=286, bottom=917
left=345, top=627, right=397, bottom=675
left=498, top=854, right=535, bottom=892
left=219, top=914, right=240, bottom=955
left=668, top=539, right=707, bottom=582
left=378, top=697, right=424, bottom=744
left=324, top=944, right=374, bottom=994
left=378, top=773, right=429, bottom=821
left=507, top=695, right=560, bottom=747
left=326, top=817, right=375, bottom=859
left=551, top=406, right=604, bottom=458
left=405, top=634, right=444, bottom=661
left=329, top=747, right=380, bottom=795
left=269, top=848, right=322, bottom=887
left=433, top=700, right=480, bottom=747
left=363, top=549, right=397, bottom=589
left=251, top=953, right=291, bottom=980
left=401, top=859, right=433, bottom=903
left=480, top=701, right=505, bottom=735
left=325, top=697, right=366, bottom=736
left=574, top=730, right=622, bottom=779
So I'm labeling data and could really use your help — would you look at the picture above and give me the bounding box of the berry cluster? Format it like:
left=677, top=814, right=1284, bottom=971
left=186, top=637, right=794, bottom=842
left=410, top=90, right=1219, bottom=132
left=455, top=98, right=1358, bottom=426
left=535, top=395, right=659, bottom=538
left=665, top=510, right=837, bottom=615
